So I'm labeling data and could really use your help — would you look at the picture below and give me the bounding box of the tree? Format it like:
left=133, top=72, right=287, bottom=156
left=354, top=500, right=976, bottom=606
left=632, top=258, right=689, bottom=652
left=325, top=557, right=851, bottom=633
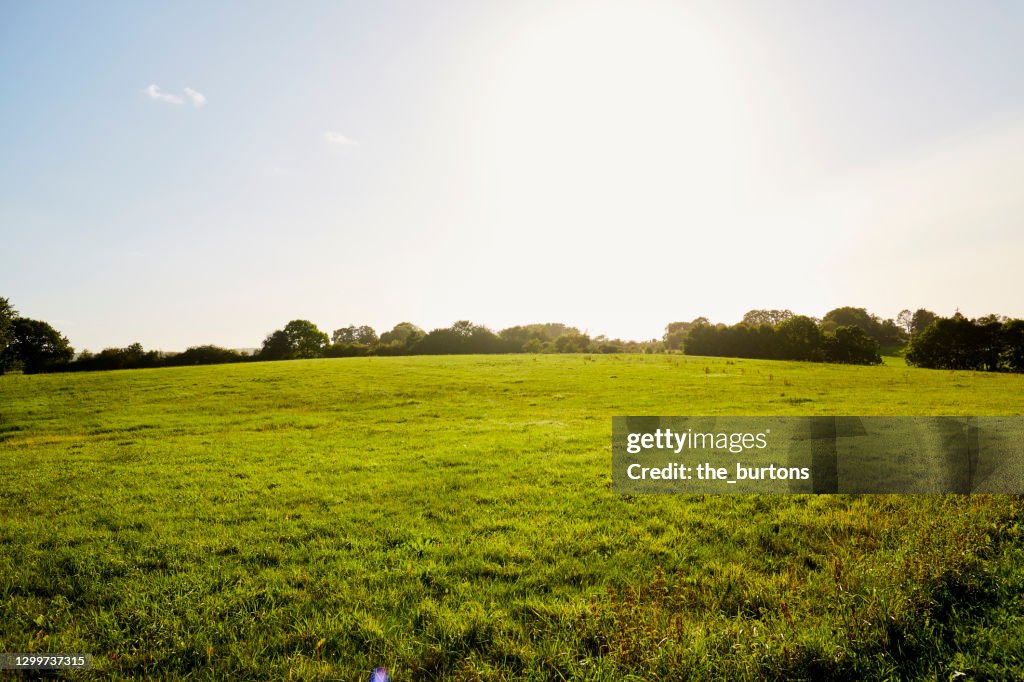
left=905, top=314, right=981, bottom=370
left=897, top=309, right=914, bottom=337
left=354, top=325, right=378, bottom=345
left=663, top=317, right=710, bottom=351
left=328, top=324, right=379, bottom=357
left=259, top=330, right=293, bottom=360
left=821, top=307, right=873, bottom=330
left=522, top=338, right=544, bottom=353
left=973, top=315, right=1004, bottom=372
left=259, top=320, right=328, bottom=361
left=681, top=322, right=722, bottom=357
left=776, top=316, right=823, bottom=361
left=91, top=343, right=161, bottom=370
left=663, top=323, right=687, bottom=351
left=910, top=309, right=938, bottom=337
left=415, top=321, right=502, bottom=354
left=553, top=331, right=591, bottom=353
left=902, top=314, right=1024, bottom=373
left=822, top=326, right=881, bottom=365
left=378, top=322, right=425, bottom=354
left=592, top=335, right=624, bottom=353
left=876, top=318, right=906, bottom=344
left=4, top=317, right=74, bottom=373
left=464, top=324, right=501, bottom=354
left=166, top=345, right=245, bottom=367
left=820, top=307, right=873, bottom=336
left=332, top=326, right=358, bottom=344
left=499, top=323, right=576, bottom=352
left=1002, top=319, right=1024, bottom=373
left=819, top=307, right=904, bottom=345
left=741, top=309, right=793, bottom=327
left=332, top=325, right=378, bottom=346
left=284, top=320, right=328, bottom=358
left=0, top=297, right=16, bottom=373
left=415, top=328, right=460, bottom=354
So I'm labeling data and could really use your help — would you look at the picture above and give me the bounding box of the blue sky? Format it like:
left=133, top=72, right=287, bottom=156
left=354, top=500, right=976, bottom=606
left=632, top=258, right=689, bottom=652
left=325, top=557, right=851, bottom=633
left=2, top=1, right=1023, bottom=350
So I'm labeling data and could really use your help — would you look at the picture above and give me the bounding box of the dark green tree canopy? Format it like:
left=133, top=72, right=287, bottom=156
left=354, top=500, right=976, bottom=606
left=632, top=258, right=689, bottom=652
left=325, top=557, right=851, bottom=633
left=821, top=326, right=882, bottom=365
left=741, top=309, right=794, bottom=327
left=776, top=316, right=822, bottom=361
left=70, top=343, right=163, bottom=371
left=259, top=330, right=293, bottom=360
left=260, top=320, right=329, bottom=360
left=821, top=307, right=874, bottom=331
left=3, top=297, right=1018, bottom=375
left=332, top=325, right=378, bottom=346
left=3, top=317, right=74, bottom=373
left=166, top=345, right=245, bottom=367
left=377, top=322, right=425, bottom=353
left=0, top=297, right=16, bottom=373
left=820, top=307, right=905, bottom=345
left=283, top=320, right=329, bottom=358
left=499, top=323, right=575, bottom=347
left=910, top=309, right=938, bottom=337
left=681, top=316, right=880, bottom=366
left=326, top=324, right=378, bottom=358
left=905, top=314, right=1022, bottom=372
left=1002, top=320, right=1024, bottom=373
left=416, top=321, right=502, bottom=355
left=553, top=331, right=591, bottom=353
left=663, top=317, right=710, bottom=351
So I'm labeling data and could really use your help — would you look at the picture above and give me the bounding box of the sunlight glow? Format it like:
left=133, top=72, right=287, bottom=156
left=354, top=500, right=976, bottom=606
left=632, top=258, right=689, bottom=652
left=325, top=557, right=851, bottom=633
left=482, top=2, right=757, bottom=235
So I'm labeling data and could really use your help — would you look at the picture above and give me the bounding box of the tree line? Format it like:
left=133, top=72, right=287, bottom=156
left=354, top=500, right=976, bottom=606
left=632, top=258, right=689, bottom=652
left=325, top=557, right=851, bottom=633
left=0, top=298, right=656, bottom=374
left=666, top=307, right=1024, bottom=371
left=2, top=296, right=1022, bottom=374
left=665, top=306, right=926, bottom=365
left=905, top=313, right=1024, bottom=372
left=257, top=320, right=653, bottom=360
left=680, top=316, right=884, bottom=365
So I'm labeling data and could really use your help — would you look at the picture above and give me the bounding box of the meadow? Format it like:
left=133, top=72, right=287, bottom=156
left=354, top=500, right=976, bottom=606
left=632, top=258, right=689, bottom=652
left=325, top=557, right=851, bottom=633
left=1, top=354, right=1023, bottom=680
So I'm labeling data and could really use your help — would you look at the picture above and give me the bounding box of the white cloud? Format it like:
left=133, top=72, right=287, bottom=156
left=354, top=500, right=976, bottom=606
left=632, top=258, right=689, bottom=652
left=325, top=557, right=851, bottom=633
left=144, top=84, right=183, bottom=105
left=183, top=87, right=206, bottom=108
left=324, top=131, right=357, bottom=146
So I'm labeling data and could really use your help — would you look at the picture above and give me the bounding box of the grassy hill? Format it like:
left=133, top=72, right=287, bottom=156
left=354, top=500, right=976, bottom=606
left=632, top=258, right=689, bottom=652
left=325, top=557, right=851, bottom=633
left=2, top=355, right=1023, bottom=679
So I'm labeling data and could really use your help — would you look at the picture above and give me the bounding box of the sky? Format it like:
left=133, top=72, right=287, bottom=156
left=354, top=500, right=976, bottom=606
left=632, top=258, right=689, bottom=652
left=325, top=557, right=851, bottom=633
left=2, top=0, right=1023, bottom=351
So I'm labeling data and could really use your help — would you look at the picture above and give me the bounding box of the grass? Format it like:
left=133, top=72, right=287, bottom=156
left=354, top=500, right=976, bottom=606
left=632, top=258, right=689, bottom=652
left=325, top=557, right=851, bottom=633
left=880, top=343, right=909, bottom=368
left=1, top=354, right=1023, bottom=680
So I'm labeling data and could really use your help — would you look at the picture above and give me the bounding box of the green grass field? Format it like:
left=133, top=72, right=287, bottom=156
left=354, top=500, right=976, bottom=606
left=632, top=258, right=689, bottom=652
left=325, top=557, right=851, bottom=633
left=2, top=355, right=1023, bottom=680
